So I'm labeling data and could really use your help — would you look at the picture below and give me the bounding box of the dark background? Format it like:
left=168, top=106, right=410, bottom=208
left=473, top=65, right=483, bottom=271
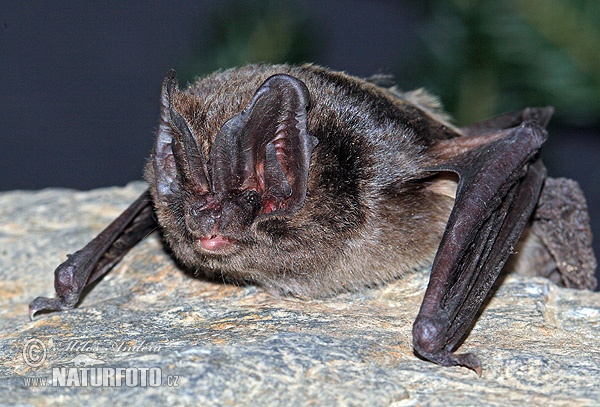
left=1, top=1, right=599, bottom=285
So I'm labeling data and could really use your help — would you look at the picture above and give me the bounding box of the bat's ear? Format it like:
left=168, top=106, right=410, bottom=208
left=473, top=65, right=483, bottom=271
left=210, top=74, right=318, bottom=215
left=152, top=70, right=210, bottom=198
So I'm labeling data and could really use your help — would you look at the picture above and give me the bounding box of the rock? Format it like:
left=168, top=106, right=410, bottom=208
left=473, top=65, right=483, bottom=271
left=1, top=183, right=599, bottom=405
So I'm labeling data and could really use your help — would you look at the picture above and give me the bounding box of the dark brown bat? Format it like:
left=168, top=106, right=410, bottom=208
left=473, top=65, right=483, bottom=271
left=29, top=64, right=597, bottom=373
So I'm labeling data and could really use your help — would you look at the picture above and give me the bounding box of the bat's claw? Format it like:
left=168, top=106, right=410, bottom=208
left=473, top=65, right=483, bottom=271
left=414, top=346, right=482, bottom=376
left=448, top=351, right=482, bottom=376
left=413, top=315, right=482, bottom=375
left=29, top=296, right=69, bottom=320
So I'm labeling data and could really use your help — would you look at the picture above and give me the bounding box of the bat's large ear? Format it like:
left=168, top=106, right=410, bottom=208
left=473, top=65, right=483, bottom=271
left=210, top=74, right=318, bottom=215
left=152, top=70, right=210, bottom=198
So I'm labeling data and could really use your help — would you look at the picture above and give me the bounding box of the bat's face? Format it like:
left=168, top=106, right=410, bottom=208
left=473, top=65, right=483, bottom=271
left=145, top=65, right=456, bottom=296
left=146, top=70, right=326, bottom=285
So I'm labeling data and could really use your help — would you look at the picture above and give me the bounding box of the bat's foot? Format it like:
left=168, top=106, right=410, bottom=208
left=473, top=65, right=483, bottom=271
left=29, top=296, right=74, bottom=320
left=415, top=348, right=482, bottom=376
left=413, top=316, right=482, bottom=375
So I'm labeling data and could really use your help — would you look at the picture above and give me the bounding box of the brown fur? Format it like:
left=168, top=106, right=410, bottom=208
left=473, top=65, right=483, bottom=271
left=144, top=64, right=461, bottom=297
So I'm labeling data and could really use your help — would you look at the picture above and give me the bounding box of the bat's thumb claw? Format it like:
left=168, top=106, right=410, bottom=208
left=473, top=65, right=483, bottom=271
left=452, top=352, right=482, bottom=376
left=28, top=296, right=64, bottom=320
left=413, top=316, right=483, bottom=375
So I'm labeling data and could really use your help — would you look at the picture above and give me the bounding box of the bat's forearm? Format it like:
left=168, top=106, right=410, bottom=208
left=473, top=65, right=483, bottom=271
left=29, top=190, right=156, bottom=319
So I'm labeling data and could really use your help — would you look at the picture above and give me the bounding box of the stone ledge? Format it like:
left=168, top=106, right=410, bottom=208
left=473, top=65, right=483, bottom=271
left=1, top=183, right=598, bottom=405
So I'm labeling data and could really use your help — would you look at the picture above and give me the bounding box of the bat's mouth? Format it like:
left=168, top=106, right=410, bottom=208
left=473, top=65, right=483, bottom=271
left=198, top=235, right=234, bottom=253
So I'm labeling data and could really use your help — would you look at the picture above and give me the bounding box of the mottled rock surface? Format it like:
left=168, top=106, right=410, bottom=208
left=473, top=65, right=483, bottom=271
left=1, top=183, right=599, bottom=406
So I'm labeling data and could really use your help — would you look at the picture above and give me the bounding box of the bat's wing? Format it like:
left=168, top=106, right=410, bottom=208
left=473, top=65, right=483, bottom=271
left=412, top=107, right=554, bottom=373
left=29, top=190, right=156, bottom=319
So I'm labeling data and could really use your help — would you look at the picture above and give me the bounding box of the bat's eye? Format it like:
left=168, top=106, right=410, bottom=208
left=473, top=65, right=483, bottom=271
left=242, top=190, right=261, bottom=210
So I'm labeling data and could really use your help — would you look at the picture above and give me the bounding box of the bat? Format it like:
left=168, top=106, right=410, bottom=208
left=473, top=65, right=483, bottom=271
left=29, top=64, right=597, bottom=373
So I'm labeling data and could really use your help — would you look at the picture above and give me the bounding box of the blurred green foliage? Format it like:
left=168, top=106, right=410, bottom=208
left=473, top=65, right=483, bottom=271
left=416, top=0, right=600, bottom=126
left=175, top=0, right=316, bottom=85
left=179, top=0, right=600, bottom=128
